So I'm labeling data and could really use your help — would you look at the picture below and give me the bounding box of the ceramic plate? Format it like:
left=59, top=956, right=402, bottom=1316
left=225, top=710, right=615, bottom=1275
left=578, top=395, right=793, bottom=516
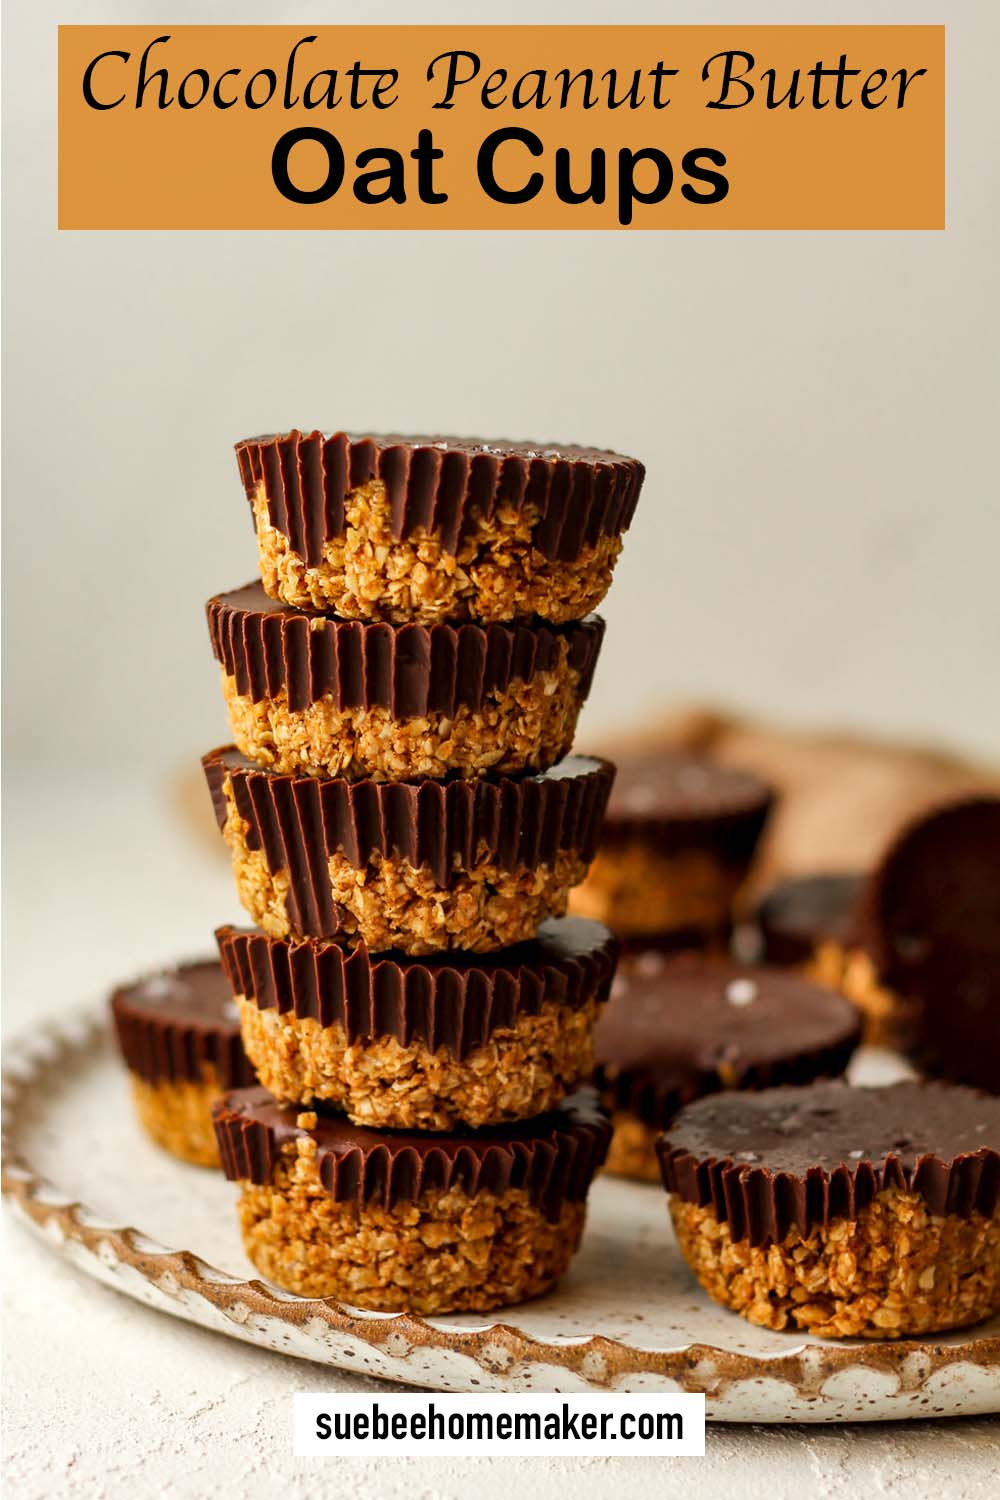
left=3, top=1011, right=999, bottom=1421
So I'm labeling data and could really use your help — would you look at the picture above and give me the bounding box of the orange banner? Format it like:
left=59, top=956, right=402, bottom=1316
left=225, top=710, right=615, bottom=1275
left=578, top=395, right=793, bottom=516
left=58, top=26, right=944, bottom=230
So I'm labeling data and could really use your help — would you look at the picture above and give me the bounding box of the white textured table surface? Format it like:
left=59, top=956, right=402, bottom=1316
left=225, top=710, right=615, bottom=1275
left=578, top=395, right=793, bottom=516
left=4, top=770, right=999, bottom=1498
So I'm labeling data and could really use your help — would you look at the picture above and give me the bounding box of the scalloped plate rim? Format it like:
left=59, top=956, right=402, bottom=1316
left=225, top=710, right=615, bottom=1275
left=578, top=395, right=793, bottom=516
left=4, top=1005, right=1000, bottom=1418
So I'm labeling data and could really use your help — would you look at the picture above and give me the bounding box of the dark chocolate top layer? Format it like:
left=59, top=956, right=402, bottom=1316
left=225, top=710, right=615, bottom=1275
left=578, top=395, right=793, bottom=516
left=213, top=1085, right=611, bottom=1220
left=600, top=750, right=774, bottom=859
left=756, top=873, right=865, bottom=967
left=659, top=1080, right=1000, bottom=1245
left=596, top=954, right=860, bottom=1130
left=203, top=747, right=614, bottom=938
left=217, top=917, right=617, bottom=1058
left=236, top=431, right=645, bottom=565
left=860, top=796, right=1000, bottom=1092
left=110, top=960, right=255, bottom=1089
left=207, top=581, right=605, bottom=714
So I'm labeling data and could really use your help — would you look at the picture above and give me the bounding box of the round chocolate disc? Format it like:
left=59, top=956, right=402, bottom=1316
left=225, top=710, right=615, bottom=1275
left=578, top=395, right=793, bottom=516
left=214, top=1085, right=611, bottom=1221
left=236, top=431, right=644, bottom=564
left=660, top=1079, right=1000, bottom=1244
left=600, top=750, right=774, bottom=853
left=756, top=873, right=865, bottom=967
left=207, top=580, right=605, bottom=715
left=216, top=916, right=617, bottom=1059
left=110, top=959, right=255, bottom=1089
left=595, top=953, right=861, bottom=1128
left=860, top=796, right=1000, bottom=1090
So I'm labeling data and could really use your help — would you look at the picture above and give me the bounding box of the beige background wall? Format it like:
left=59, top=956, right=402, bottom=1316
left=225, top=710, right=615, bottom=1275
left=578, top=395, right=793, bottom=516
left=4, top=0, right=999, bottom=778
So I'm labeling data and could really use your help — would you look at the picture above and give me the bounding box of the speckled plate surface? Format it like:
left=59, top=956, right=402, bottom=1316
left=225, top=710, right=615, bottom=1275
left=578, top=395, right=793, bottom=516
left=4, top=1012, right=999, bottom=1421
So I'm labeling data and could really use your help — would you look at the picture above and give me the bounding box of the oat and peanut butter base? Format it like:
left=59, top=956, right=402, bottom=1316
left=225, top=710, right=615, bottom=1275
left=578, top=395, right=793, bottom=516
left=237, top=995, right=599, bottom=1130
left=221, top=659, right=583, bottom=781
left=572, top=844, right=743, bottom=936
left=223, top=787, right=585, bottom=954
left=669, top=1190, right=1000, bottom=1339
left=604, top=1113, right=664, bottom=1183
left=130, top=1071, right=223, bottom=1168
left=253, top=483, right=622, bottom=625
left=236, top=1136, right=586, bottom=1312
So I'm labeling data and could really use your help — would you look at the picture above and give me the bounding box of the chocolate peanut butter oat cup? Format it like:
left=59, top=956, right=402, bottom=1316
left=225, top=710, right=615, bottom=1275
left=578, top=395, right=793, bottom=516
left=756, top=874, right=865, bottom=969
left=207, top=582, right=605, bottom=781
left=216, top=917, right=617, bottom=1131
left=213, top=1086, right=611, bottom=1312
left=858, top=796, right=1000, bottom=1091
left=755, top=873, right=915, bottom=1048
left=235, top=431, right=644, bottom=624
left=111, top=960, right=256, bottom=1166
left=203, top=746, right=614, bottom=955
left=572, top=751, right=773, bottom=941
left=596, top=954, right=861, bottom=1183
left=658, top=1080, right=1000, bottom=1339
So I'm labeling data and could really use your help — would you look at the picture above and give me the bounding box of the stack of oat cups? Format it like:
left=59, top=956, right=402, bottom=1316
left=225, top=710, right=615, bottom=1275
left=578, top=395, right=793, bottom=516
left=204, top=430, right=645, bottom=1313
